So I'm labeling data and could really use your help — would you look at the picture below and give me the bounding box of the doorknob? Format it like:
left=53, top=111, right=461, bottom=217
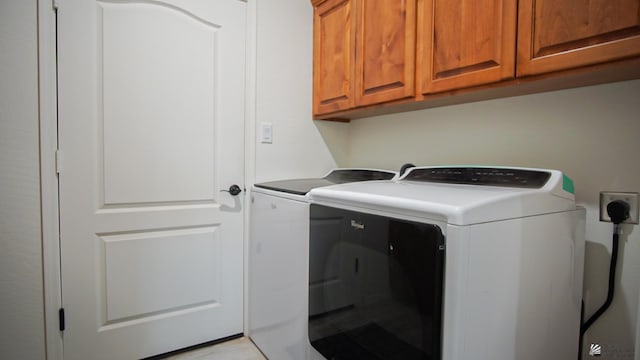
left=221, top=184, right=242, bottom=196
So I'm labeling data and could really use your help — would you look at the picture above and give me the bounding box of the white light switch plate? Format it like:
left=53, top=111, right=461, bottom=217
left=260, top=122, right=272, bottom=144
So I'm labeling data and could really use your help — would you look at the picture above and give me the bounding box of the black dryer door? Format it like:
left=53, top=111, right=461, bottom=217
left=309, top=204, right=445, bottom=360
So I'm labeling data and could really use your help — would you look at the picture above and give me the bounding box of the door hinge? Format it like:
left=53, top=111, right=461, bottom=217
left=59, top=308, right=65, bottom=331
left=55, top=150, right=62, bottom=174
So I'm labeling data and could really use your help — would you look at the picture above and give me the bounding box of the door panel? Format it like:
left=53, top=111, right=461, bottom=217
left=418, top=0, right=516, bottom=94
left=102, top=227, right=220, bottom=322
left=313, top=0, right=356, bottom=115
left=101, top=2, right=218, bottom=204
left=517, top=0, right=640, bottom=75
left=57, top=1, right=246, bottom=359
left=532, top=0, right=639, bottom=55
left=355, top=0, right=415, bottom=106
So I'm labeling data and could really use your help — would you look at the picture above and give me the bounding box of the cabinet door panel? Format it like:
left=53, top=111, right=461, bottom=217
left=355, top=0, right=416, bottom=106
left=517, top=0, right=640, bottom=76
left=418, top=0, right=516, bottom=94
left=313, top=0, right=356, bottom=115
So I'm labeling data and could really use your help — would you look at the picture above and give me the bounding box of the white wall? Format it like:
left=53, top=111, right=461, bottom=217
left=344, top=79, right=640, bottom=358
left=0, top=1, right=47, bottom=359
left=254, top=0, right=349, bottom=183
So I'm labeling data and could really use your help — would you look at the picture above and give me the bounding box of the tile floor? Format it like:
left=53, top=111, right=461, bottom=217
left=166, top=337, right=266, bottom=360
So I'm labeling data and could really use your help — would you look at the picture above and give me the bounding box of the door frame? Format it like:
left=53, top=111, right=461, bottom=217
left=38, top=1, right=62, bottom=359
left=37, top=1, right=258, bottom=359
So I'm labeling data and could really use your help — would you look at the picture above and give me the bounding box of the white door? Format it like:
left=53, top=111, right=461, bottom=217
left=57, top=1, right=246, bottom=359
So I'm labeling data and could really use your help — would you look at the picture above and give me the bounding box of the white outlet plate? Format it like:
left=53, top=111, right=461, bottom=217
left=599, top=191, right=639, bottom=224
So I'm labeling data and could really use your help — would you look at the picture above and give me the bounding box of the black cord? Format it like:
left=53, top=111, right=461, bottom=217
left=580, top=231, right=620, bottom=335
left=578, top=200, right=628, bottom=359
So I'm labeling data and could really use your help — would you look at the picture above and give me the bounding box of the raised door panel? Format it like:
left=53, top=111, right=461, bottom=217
left=101, top=6, right=217, bottom=205
left=418, top=0, right=516, bottom=94
left=517, top=0, right=640, bottom=76
left=355, top=0, right=416, bottom=106
left=313, top=0, right=356, bottom=115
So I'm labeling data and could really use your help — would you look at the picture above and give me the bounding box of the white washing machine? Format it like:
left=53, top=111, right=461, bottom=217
left=307, top=166, right=586, bottom=360
left=248, top=169, right=397, bottom=360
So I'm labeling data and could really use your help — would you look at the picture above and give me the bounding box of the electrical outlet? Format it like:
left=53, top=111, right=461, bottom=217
left=599, top=192, right=639, bottom=224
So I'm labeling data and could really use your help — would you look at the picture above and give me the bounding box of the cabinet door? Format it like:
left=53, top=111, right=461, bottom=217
left=517, top=0, right=640, bottom=76
left=354, top=0, right=416, bottom=106
left=313, top=0, right=356, bottom=115
left=417, top=0, right=517, bottom=94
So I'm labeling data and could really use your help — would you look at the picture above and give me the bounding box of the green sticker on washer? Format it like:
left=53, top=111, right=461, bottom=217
left=563, top=174, right=575, bottom=194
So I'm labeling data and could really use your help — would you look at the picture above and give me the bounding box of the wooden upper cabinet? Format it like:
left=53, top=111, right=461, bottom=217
left=417, top=0, right=517, bottom=94
left=517, top=0, right=640, bottom=76
left=313, top=0, right=356, bottom=115
left=311, top=0, right=640, bottom=119
left=355, top=0, right=416, bottom=106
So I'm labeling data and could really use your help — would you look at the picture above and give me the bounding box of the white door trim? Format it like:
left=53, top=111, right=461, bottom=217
left=38, top=1, right=259, bottom=359
left=38, top=1, right=63, bottom=360
left=243, top=0, right=258, bottom=335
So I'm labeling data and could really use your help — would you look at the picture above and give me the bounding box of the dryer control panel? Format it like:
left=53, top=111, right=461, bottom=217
left=403, top=167, right=551, bottom=188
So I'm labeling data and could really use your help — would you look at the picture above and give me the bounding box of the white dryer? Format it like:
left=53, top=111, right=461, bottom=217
left=248, top=169, right=397, bottom=360
left=307, top=166, right=586, bottom=360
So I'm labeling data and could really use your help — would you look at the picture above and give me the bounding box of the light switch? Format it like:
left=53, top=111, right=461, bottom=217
left=260, top=122, right=273, bottom=144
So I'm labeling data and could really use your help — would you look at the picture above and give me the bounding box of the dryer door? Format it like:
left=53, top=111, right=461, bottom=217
left=309, top=204, right=445, bottom=360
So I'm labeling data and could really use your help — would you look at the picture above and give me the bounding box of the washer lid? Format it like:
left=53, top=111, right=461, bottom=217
left=309, top=166, right=576, bottom=225
left=254, top=168, right=396, bottom=196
